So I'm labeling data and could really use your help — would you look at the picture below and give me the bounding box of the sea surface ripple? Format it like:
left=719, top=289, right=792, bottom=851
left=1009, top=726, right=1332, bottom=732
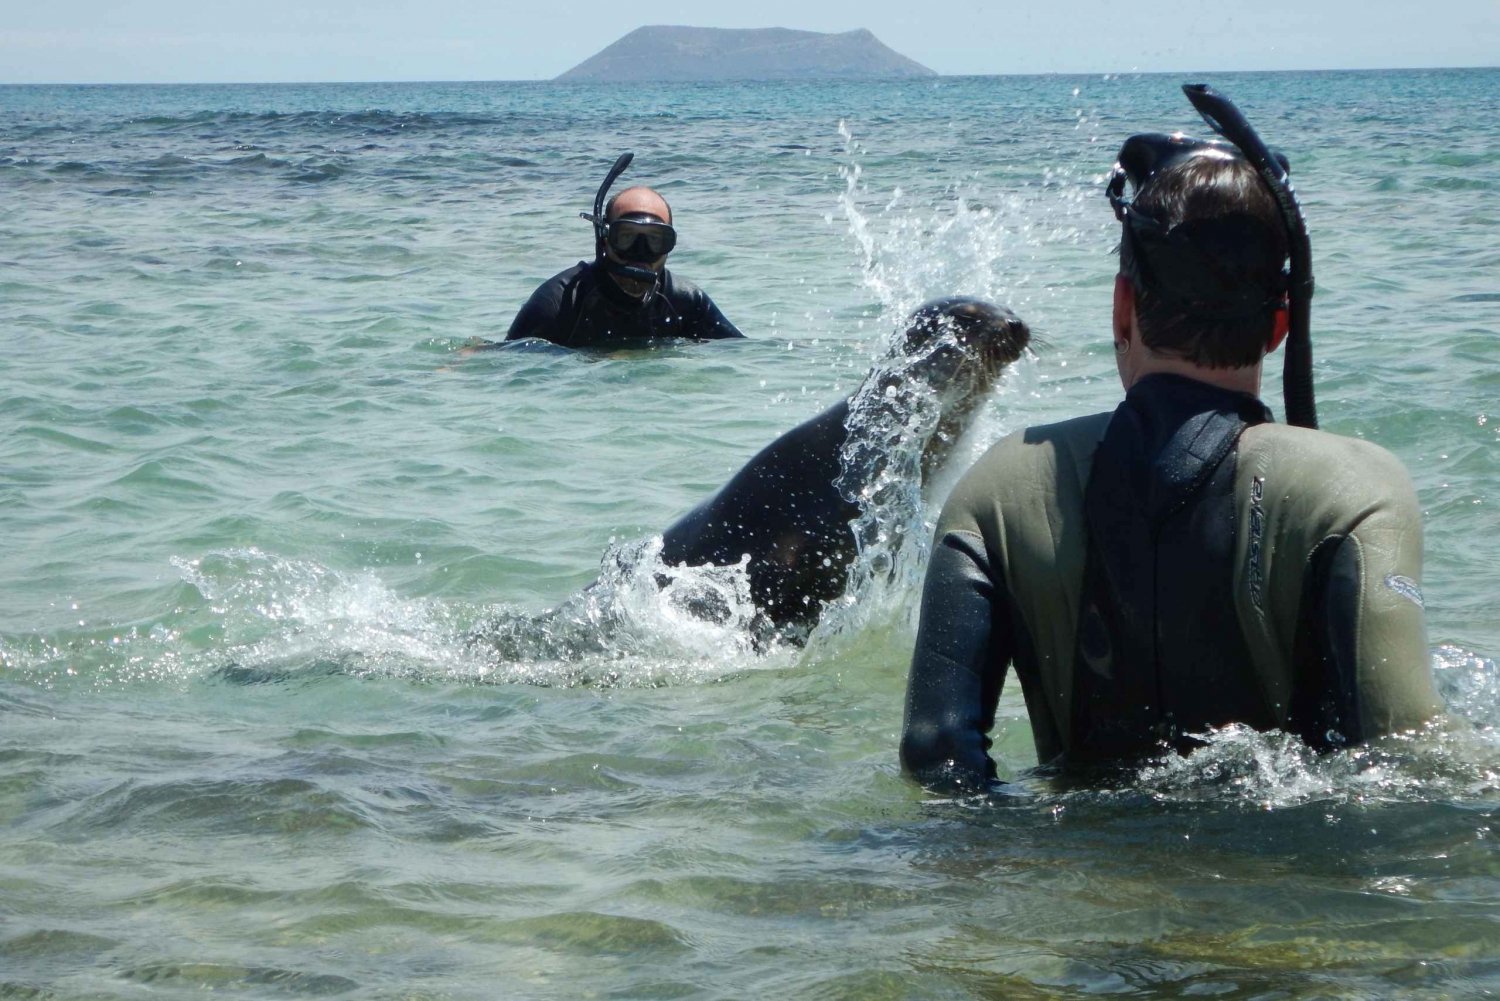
left=1, top=70, right=1497, bottom=999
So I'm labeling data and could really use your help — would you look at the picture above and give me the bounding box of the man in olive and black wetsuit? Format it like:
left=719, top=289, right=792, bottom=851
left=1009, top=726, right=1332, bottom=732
left=504, top=161, right=743, bottom=347
left=900, top=87, right=1444, bottom=792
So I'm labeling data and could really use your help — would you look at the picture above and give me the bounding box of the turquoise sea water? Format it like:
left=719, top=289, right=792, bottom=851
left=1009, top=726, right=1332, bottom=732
left=2, top=70, right=1497, bottom=998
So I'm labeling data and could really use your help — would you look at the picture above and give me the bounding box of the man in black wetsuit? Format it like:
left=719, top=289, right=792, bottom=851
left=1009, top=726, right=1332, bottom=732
left=900, top=86, right=1444, bottom=792
left=504, top=155, right=744, bottom=347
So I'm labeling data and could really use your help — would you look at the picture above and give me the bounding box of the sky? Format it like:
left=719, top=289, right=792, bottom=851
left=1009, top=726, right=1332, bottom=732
left=2, top=0, right=1496, bottom=84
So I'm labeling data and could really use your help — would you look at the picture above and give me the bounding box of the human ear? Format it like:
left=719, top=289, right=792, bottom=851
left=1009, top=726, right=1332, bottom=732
left=1267, top=306, right=1290, bottom=354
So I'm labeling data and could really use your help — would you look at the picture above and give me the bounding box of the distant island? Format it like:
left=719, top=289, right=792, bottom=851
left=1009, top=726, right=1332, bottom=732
left=557, top=26, right=936, bottom=82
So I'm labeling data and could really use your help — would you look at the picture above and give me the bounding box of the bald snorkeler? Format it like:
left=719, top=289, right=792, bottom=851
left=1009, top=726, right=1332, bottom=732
left=900, top=86, right=1444, bottom=792
left=503, top=152, right=744, bottom=347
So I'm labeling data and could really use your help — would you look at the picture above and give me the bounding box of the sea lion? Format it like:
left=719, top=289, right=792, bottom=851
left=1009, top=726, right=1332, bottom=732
left=657, top=296, right=1030, bottom=638
left=472, top=297, right=1030, bottom=666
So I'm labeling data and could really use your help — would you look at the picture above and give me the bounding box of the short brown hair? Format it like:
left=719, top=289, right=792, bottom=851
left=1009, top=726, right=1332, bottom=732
left=1122, top=156, right=1288, bottom=369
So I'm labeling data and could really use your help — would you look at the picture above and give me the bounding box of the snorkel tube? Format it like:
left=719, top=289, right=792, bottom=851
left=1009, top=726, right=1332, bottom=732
left=588, top=151, right=633, bottom=243
left=1181, top=83, right=1318, bottom=429
left=581, top=151, right=662, bottom=287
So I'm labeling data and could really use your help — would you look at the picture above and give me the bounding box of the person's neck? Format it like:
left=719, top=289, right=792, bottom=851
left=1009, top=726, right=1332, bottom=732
left=1124, top=351, right=1262, bottom=397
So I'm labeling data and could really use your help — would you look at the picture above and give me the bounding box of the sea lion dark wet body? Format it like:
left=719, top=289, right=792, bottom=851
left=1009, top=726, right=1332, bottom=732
left=469, top=297, right=1029, bottom=664
left=657, top=297, right=1030, bottom=637
left=660, top=398, right=860, bottom=632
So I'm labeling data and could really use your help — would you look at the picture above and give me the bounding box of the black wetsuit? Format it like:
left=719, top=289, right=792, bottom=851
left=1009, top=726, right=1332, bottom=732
left=900, top=373, right=1441, bottom=790
left=505, top=261, right=744, bottom=347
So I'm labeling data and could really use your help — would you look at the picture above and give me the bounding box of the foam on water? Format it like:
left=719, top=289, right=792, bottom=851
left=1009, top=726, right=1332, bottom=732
left=469, top=536, right=797, bottom=686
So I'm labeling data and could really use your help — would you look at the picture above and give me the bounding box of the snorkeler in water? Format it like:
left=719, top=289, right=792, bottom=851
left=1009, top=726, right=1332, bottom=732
left=900, top=85, right=1445, bottom=793
left=499, top=152, right=744, bottom=348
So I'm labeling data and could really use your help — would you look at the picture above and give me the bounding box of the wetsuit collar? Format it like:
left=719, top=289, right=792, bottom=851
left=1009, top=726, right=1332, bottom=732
left=1127, top=371, right=1271, bottom=424
left=1117, top=373, right=1271, bottom=526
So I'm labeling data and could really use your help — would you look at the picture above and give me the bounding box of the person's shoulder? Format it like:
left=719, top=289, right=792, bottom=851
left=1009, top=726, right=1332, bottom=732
left=1241, top=423, right=1413, bottom=487
left=1239, top=423, right=1420, bottom=531
left=970, top=411, right=1112, bottom=472
left=945, top=411, right=1113, bottom=513
left=519, top=261, right=592, bottom=306
left=664, top=268, right=733, bottom=306
left=535, top=260, right=591, bottom=290
left=658, top=268, right=745, bottom=338
left=507, top=261, right=596, bottom=342
left=1016, top=411, right=1114, bottom=448
left=658, top=268, right=705, bottom=299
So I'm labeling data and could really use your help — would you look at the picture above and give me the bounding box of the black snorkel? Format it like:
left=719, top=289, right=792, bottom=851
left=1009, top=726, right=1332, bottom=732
left=1181, top=84, right=1317, bottom=429
left=580, top=151, right=663, bottom=288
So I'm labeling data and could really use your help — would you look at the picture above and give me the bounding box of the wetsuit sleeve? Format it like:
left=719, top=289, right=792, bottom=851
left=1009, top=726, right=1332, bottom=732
left=505, top=273, right=569, bottom=343
left=901, top=519, right=1013, bottom=793
left=1297, top=459, right=1443, bottom=744
left=692, top=292, right=745, bottom=339
left=665, top=273, right=745, bottom=340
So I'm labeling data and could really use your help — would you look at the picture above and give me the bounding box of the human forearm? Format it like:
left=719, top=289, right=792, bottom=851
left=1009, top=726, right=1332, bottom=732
left=900, top=530, right=1008, bottom=791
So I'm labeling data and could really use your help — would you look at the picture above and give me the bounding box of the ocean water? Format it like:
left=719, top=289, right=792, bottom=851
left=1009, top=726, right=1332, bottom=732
left=1, top=69, right=1497, bottom=999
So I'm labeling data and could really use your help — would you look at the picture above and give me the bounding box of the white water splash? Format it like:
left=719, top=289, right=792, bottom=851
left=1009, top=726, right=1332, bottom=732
left=809, top=124, right=1047, bottom=645
left=170, top=547, right=481, bottom=683
left=470, top=537, right=797, bottom=686
left=833, top=119, right=1099, bottom=343
left=164, top=546, right=800, bottom=688
left=1119, top=713, right=1500, bottom=808
left=1432, top=643, right=1500, bottom=729
left=816, top=331, right=956, bottom=643
left=1097, top=648, right=1500, bottom=807
left=835, top=119, right=1015, bottom=329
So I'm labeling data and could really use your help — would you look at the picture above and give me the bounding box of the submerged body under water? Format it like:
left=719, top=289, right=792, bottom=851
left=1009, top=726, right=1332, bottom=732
left=1, top=70, right=1498, bottom=998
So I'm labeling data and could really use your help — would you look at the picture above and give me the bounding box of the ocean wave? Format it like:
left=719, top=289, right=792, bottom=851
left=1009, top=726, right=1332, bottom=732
left=12, top=147, right=521, bottom=189
left=118, top=108, right=541, bottom=138
left=116, top=963, right=360, bottom=996
left=46, top=160, right=106, bottom=175
left=225, top=152, right=291, bottom=170
left=53, top=775, right=379, bottom=838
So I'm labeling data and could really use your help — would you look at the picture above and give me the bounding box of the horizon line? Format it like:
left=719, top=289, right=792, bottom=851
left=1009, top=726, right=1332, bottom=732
left=1, top=64, right=1496, bottom=88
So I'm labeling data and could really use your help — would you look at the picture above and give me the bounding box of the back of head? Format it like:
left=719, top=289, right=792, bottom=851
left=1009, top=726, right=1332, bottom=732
left=1123, top=156, right=1289, bottom=369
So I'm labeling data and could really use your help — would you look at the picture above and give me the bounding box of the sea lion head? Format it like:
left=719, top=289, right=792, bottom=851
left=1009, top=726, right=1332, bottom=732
left=894, top=296, right=1030, bottom=403
left=841, top=297, right=1029, bottom=492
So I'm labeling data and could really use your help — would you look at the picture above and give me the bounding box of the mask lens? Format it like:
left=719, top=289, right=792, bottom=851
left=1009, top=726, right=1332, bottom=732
left=607, top=219, right=676, bottom=261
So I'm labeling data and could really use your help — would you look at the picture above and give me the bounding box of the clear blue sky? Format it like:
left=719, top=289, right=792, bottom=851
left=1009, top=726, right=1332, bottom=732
left=3, top=0, right=1495, bottom=83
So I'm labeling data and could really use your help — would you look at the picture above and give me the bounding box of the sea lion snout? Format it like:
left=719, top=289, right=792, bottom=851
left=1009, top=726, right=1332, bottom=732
left=898, top=296, right=1031, bottom=390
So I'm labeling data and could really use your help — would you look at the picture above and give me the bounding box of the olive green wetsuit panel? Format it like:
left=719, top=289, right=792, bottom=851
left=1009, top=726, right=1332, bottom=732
left=1233, top=423, right=1442, bottom=741
left=900, top=411, right=1442, bottom=787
